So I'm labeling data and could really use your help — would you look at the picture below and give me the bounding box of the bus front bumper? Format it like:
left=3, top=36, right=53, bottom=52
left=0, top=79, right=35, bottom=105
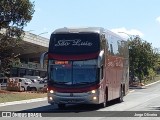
left=48, top=92, right=100, bottom=105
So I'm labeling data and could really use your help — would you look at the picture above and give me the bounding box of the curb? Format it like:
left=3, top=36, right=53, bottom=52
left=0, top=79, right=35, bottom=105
left=129, top=90, right=135, bottom=93
left=129, top=86, right=146, bottom=89
left=25, top=91, right=47, bottom=93
left=0, top=97, right=47, bottom=107
left=129, top=80, right=160, bottom=89
left=145, top=80, right=160, bottom=87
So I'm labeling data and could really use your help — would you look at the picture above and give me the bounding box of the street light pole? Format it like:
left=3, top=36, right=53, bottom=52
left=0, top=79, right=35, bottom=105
left=34, top=32, right=48, bottom=40
left=118, top=32, right=138, bottom=41
left=38, top=32, right=48, bottom=36
left=118, top=32, right=132, bottom=37
left=26, top=30, right=34, bottom=33
left=118, top=32, right=143, bottom=42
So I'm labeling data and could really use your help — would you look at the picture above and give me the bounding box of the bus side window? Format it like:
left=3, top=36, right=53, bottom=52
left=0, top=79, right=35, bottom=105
left=101, top=65, right=104, bottom=80
left=110, top=44, right=114, bottom=55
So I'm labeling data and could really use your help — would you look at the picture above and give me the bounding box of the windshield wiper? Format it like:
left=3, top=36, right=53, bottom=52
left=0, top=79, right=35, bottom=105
left=54, top=81, right=72, bottom=85
left=75, top=82, right=91, bottom=84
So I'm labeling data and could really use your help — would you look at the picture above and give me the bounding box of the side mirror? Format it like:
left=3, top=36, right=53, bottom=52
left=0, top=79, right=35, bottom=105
left=40, top=52, right=48, bottom=68
left=98, top=50, right=104, bottom=68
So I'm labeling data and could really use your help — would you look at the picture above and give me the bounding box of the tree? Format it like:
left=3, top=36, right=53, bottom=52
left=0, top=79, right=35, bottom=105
left=129, top=36, right=158, bottom=83
left=0, top=0, right=35, bottom=76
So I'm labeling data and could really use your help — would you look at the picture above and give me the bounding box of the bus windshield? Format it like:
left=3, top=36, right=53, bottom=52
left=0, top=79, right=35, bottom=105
left=49, top=59, right=98, bottom=85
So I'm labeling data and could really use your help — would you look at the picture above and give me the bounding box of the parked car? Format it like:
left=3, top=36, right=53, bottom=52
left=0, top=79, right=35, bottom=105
left=22, top=76, right=47, bottom=91
left=8, top=77, right=32, bottom=91
left=23, top=76, right=43, bottom=81
left=0, top=77, right=8, bottom=90
left=29, top=79, right=47, bottom=91
left=30, top=79, right=38, bottom=83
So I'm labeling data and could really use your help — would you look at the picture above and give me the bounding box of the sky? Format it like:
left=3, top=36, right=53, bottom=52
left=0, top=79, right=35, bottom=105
left=24, top=0, right=160, bottom=48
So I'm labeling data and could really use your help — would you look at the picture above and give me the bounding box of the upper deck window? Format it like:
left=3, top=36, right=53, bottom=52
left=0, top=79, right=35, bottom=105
left=49, top=33, right=100, bottom=55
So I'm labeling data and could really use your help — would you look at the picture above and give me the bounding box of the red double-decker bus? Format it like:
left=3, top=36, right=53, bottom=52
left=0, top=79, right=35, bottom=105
left=40, top=27, right=129, bottom=109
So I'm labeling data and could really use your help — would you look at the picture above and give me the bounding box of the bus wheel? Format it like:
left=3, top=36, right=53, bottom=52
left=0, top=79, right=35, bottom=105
left=50, top=103, right=54, bottom=106
left=117, top=86, right=124, bottom=103
left=100, top=93, right=107, bottom=108
left=58, top=104, right=65, bottom=109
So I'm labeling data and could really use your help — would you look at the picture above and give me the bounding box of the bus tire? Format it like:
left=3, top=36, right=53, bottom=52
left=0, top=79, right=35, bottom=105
left=123, top=84, right=125, bottom=96
left=117, top=86, right=124, bottom=103
left=99, top=92, right=107, bottom=108
left=50, top=103, right=54, bottom=106
left=58, top=104, right=65, bottom=109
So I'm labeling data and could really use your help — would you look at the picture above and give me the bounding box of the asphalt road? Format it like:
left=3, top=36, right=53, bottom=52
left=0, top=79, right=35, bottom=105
left=1, top=82, right=160, bottom=120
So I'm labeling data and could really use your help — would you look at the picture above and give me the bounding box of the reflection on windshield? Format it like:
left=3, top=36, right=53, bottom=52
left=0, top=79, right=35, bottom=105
left=49, top=60, right=97, bottom=85
left=50, top=65, right=72, bottom=84
left=73, top=65, right=96, bottom=84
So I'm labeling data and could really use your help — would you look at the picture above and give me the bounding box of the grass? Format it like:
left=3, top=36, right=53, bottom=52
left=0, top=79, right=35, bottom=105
left=0, top=91, right=47, bottom=103
left=142, top=74, right=160, bottom=85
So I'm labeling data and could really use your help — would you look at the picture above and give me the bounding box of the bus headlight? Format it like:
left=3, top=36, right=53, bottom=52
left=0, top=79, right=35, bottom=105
left=49, top=90, right=54, bottom=93
left=93, top=96, right=97, bottom=100
left=88, top=89, right=98, bottom=94
left=91, top=90, right=96, bottom=94
left=49, top=97, right=53, bottom=100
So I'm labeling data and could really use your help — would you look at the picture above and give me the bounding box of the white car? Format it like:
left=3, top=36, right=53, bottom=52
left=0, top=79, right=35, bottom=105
left=28, top=80, right=47, bottom=91
left=23, top=76, right=43, bottom=81
left=9, top=77, right=32, bottom=91
left=23, top=76, right=47, bottom=91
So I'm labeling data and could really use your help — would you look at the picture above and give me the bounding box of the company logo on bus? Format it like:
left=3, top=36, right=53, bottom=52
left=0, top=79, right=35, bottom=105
left=54, top=39, right=93, bottom=47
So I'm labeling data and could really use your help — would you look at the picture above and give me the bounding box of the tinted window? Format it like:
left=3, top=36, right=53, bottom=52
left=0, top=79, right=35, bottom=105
left=106, top=33, right=121, bottom=56
left=19, top=69, right=26, bottom=77
left=3, top=79, right=7, bottom=83
left=49, top=59, right=98, bottom=85
left=0, top=79, right=3, bottom=83
left=49, top=33, right=100, bottom=54
left=11, top=68, right=18, bottom=77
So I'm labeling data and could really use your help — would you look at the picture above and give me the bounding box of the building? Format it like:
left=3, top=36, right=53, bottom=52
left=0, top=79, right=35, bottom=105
left=10, top=31, right=49, bottom=78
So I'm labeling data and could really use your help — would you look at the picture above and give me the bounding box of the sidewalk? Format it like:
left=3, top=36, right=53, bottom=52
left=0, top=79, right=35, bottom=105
left=129, top=80, right=160, bottom=89
left=0, top=97, right=47, bottom=107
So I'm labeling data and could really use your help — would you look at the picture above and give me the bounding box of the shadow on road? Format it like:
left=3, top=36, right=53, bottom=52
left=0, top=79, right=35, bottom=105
left=14, top=100, right=124, bottom=117
left=150, top=107, right=160, bottom=110
left=18, top=104, right=100, bottom=113
left=18, top=99, right=119, bottom=113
